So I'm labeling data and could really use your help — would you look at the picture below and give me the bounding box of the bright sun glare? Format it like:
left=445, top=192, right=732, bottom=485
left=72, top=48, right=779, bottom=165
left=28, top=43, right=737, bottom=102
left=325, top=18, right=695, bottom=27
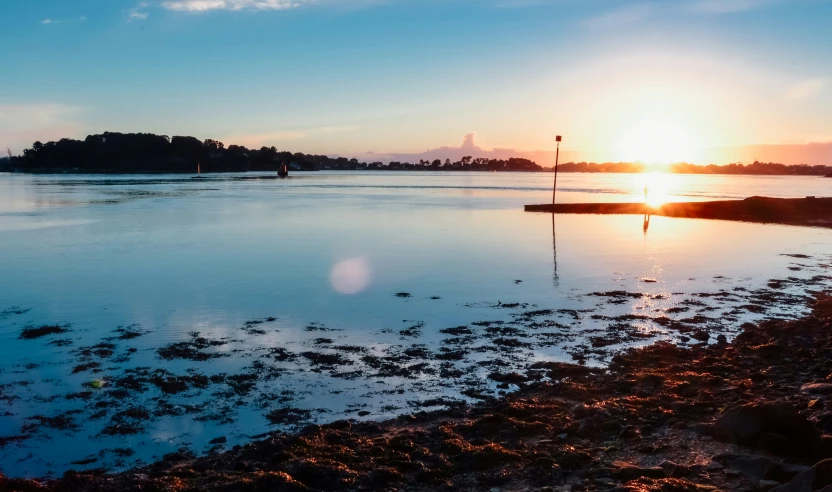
left=636, top=171, right=679, bottom=207
left=613, top=120, right=700, bottom=164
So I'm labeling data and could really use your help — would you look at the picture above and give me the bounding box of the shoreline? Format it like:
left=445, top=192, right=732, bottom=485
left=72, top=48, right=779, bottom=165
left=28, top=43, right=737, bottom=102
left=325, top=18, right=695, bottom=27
left=6, top=295, right=832, bottom=491
left=526, top=196, right=832, bottom=228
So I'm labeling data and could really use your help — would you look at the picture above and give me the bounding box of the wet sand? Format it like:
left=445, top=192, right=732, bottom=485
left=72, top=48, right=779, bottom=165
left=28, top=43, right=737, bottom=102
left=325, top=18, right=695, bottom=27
left=7, top=293, right=832, bottom=491
left=525, top=196, right=832, bottom=228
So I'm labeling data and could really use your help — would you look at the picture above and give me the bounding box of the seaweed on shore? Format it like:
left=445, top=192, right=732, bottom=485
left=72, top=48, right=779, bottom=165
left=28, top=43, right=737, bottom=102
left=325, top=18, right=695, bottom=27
left=265, top=407, right=313, bottom=426
left=1, top=306, right=31, bottom=318
left=157, top=332, right=230, bottom=361
left=19, top=325, right=70, bottom=340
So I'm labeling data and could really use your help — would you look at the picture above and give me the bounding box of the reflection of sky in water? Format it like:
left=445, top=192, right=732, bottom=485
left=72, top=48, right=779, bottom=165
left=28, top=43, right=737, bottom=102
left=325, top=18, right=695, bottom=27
left=0, top=172, right=830, bottom=477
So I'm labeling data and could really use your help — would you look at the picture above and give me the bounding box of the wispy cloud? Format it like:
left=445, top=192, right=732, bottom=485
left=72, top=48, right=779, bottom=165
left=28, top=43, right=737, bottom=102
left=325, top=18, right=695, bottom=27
left=127, top=2, right=150, bottom=21
left=161, top=0, right=305, bottom=12
left=0, top=103, right=82, bottom=129
left=586, top=0, right=782, bottom=28
left=222, top=125, right=358, bottom=148
left=221, top=131, right=307, bottom=148
left=786, top=78, right=828, bottom=101
left=317, top=125, right=359, bottom=134
left=584, top=3, right=655, bottom=28
left=41, top=15, right=89, bottom=25
left=494, top=0, right=549, bottom=8
left=687, top=0, right=774, bottom=14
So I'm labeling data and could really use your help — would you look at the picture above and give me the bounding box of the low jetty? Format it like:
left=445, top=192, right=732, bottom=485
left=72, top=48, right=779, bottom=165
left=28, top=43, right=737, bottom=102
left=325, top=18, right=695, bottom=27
left=525, top=196, right=832, bottom=227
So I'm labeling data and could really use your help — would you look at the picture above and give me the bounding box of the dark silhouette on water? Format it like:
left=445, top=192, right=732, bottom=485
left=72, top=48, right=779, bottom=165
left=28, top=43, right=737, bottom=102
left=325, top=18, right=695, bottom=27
left=643, top=213, right=651, bottom=233
left=552, top=135, right=562, bottom=206
left=192, top=161, right=205, bottom=179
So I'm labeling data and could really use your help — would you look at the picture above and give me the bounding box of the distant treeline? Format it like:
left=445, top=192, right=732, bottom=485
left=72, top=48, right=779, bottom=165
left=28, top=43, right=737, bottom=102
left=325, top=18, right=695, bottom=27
left=2, top=132, right=541, bottom=173
left=2, top=132, right=831, bottom=176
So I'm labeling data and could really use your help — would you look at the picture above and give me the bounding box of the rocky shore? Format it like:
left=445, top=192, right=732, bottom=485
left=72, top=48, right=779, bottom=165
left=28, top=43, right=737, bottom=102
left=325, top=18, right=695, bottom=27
left=3, top=294, right=832, bottom=491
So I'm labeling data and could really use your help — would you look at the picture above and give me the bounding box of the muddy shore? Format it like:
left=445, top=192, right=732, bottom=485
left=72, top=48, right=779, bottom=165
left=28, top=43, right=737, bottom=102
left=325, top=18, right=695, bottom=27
left=525, top=197, right=832, bottom=228
left=4, top=294, right=832, bottom=491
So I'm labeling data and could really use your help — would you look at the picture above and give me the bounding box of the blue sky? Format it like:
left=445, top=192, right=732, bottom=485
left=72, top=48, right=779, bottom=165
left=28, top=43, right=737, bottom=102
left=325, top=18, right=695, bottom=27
left=2, top=0, right=831, bottom=164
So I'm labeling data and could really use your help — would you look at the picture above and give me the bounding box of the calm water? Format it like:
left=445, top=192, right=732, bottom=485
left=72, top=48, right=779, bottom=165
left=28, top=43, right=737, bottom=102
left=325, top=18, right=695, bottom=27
left=1, top=171, right=830, bottom=477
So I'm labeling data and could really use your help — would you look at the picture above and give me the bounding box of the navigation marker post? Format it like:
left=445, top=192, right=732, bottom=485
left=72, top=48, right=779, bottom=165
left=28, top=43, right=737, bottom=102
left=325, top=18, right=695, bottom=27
left=552, top=135, right=562, bottom=206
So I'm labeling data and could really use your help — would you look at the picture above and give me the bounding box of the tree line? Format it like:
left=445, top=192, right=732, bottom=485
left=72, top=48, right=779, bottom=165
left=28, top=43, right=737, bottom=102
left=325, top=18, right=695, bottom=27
left=0, top=132, right=542, bottom=173
left=2, top=132, right=830, bottom=176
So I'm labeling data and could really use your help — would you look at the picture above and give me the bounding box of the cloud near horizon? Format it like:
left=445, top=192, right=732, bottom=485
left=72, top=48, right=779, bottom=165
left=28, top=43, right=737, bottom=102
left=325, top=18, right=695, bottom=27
left=0, top=104, right=85, bottom=154
left=366, top=133, right=832, bottom=167
left=365, top=133, right=581, bottom=167
left=786, top=78, right=828, bottom=101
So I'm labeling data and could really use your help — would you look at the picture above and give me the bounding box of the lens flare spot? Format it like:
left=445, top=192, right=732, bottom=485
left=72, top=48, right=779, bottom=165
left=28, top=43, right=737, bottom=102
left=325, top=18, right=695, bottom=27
left=330, top=257, right=372, bottom=295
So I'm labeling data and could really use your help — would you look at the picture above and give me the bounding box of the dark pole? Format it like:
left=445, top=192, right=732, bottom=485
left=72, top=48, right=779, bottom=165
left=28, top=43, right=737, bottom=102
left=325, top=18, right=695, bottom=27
left=552, top=136, right=562, bottom=206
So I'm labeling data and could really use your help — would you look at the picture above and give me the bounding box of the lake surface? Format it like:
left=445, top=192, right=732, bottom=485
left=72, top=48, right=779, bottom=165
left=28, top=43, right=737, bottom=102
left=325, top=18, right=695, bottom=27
left=1, top=171, right=830, bottom=477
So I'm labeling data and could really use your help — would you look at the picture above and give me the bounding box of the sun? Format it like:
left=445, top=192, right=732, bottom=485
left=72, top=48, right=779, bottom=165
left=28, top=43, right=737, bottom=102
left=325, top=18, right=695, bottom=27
left=612, top=120, right=701, bottom=164
left=635, top=171, right=680, bottom=207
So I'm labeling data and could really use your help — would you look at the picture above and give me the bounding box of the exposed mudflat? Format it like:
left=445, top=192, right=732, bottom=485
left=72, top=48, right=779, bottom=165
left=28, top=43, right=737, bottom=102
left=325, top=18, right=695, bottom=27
left=6, top=293, right=832, bottom=491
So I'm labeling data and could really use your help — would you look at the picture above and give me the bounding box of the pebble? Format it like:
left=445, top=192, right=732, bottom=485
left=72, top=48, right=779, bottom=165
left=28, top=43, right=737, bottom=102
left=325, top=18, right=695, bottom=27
left=801, top=383, right=832, bottom=395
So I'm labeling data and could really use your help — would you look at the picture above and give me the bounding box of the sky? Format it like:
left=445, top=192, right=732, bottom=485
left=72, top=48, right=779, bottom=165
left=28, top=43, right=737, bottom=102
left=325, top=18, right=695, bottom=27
left=1, top=0, right=831, bottom=165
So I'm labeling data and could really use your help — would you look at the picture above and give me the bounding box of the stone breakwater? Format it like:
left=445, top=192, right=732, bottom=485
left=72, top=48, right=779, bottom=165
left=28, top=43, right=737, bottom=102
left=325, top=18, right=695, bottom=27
left=526, top=196, right=832, bottom=228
